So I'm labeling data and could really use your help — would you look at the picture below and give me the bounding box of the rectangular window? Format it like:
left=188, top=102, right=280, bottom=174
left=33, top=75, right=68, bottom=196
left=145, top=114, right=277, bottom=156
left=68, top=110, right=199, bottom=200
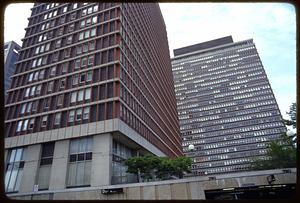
left=81, top=58, right=87, bottom=67
left=30, top=86, right=36, bottom=96
left=87, top=71, right=92, bottom=82
left=67, top=137, right=92, bottom=187
left=62, top=63, right=68, bottom=73
left=28, top=73, right=34, bottom=82
left=48, top=81, right=54, bottom=92
left=83, top=107, right=90, bottom=120
left=55, top=39, right=61, bottom=48
left=80, top=20, right=85, bottom=28
left=80, top=73, right=85, bottom=83
left=44, top=98, right=50, bottom=109
left=75, top=59, right=81, bottom=69
left=34, top=71, right=39, bottom=81
left=76, top=46, right=82, bottom=55
left=85, top=88, right=91, bottom=100
left=16, top=121, right=23, bottom=132
left=25, top=88, right=30, bottom=98
left=76, top=109, right=82, bottom=121
left=5, top=148, right=24, bottom=192
left=32, top=101, right=37, bottom=112
left=72, top=74, right=79, bottom=85
left=54, top=113, right=61, bottom=125
left=69, top=110, right=75, bottom=122
left=66, top=35, right=73, bottom=44
left=41, top=116, right=47, bottom=127
left=71, top=92, right=77, bottom=103
left=79, top=32, right=84, bottom=41
left=90, top=28, right=96, bottom=37
left=78, top=90, right=84, bottom=101
left=26, top=102, right=32, bottom=113
left=28, top=118, right=35, bottom=130
left=37, top=142, right=55, bottom=190
left=36, top=85, right=42, bottom=95
left=21, top=103, right=27, bottom=114
left=87, top=56, right=94, bottom=66
left=57, top=95, right=63, bottom=106
left=39, top=69, right=45, bottom=80
left=73, top=3, right=77, bottom=9
left=60, top=79, right=66, bottom=89
left=22, top=119, right=29, bottom=131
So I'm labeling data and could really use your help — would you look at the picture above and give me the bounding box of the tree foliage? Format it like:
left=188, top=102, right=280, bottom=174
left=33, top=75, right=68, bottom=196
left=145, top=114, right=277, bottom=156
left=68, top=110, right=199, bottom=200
left=125, top=154, right=192, bottom=182
left=284, top=102, right=296, bottom=129
left=251, top=133, right=296, bottom=170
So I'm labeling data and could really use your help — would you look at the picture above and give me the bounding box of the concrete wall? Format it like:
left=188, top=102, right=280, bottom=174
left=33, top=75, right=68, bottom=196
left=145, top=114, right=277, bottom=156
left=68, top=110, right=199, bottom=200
left=6, top=168, right=296, bottom=200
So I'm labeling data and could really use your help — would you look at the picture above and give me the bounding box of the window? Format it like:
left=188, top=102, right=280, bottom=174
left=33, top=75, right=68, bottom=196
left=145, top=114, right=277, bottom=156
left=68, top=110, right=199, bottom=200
left=92, top=16, right=97, bottom=24
left=22, top=119, right=29, bottom=131
left=80, top=20, right=85, bottom=28
left=28, top=119, right=34, bottom=130
left=5, top=148, right=24, bottom=192
left=78, top=90, right=84, bottom=101
left=85, top=88, right=91, bottom=100
left=25, top=88, right=30, bottom=98
left=16, top=121, right=23, bottom=132
left=90, top=28, right=96, bottom=37
left=69, top=110, right=75, bottom=122
left=32, top=101, right=38, bottom=112
left=30, top=86, right=36, bottom=97
left=64, top=48, right=71, bottom=58
left=81, top=57, right=87, bottom=67
left=83, top=44, right=88, bottom=52
left=37, top=143, right=55, bottom=190
left=67, top=137, right=92, bottom=187
left=73, top=3, right=77, bottom=9
left=71, top=92, right=77, bottom=103
left=55, top=39, right=61, bottom=48
left=36, top=85, right=42, bottom=95
left=83, top=107, right=90, bottom=120
left=68, top=24, right=75, bottom=32
left=48, top=81, right=54, bottom=92
left=54, top=113, right=61, bottom=125
left=57, top=95, right=64, bottom=106
left=45, top=43, right=50, bottom=52
left=44, top=98, right=50, bottom=109
left=21, top=103, right=27, bottom=114
left=75, top=59, right=81, bottom=69
left=26, top=102, right=32, bottom=113
left=76, top=46, right=82, bottom=55
left=41, top=116, right=48, bottom=127
left=32, top=59, right=37, bottom=69
left=87, top=71, right=93, bottom=81
left=60, top=79, right=66, bottom=89
left=72, top=74, right=79, bottom=85
left=39, top=70, right=45, bottom=80
left=76, top=109, right=82, bottom=121
left=34, top=71, right=39, bottom=81
left=66, top=35, right=73, bottom=44
left=79, top=32, right=84, bottom=41
left=70, top=12, right=76, bottom=20
left=63, top=6, right=68, bottom=13
left=28, top=73, right=34, bottom=82
left=80, top=73, right=85, bottom=83
left=87, top=56, right=94, bottom=66
left=62, top=63, right=68, bottom=73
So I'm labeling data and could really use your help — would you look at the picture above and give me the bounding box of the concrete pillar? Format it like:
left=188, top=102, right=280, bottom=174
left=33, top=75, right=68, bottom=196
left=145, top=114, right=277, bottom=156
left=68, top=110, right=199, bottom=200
left=4, top=149, right=8, bottom=163
left=19, top=144, right=41, bottom=193
left=91, top=133, right=112, bottom=186
left=49, top=139, right=69, bottom=190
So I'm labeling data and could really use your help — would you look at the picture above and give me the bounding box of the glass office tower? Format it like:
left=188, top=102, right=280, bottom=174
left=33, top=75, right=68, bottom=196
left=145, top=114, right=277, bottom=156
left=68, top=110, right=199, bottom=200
left=172, top=36, right=286, bottom=175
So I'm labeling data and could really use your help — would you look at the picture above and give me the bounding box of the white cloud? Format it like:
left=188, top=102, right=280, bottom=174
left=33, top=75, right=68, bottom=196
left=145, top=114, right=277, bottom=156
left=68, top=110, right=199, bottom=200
left=160, top=2, right=296, bottom=115
left=4, top=3, right=34, bottom=46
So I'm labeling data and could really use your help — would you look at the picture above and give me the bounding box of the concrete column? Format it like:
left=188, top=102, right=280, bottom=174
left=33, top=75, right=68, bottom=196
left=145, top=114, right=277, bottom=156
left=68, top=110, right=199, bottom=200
left=91, top=133, right=112, bottom=186
left=49, top=139, right=70, bottom=190
left=4, top=149, right=8, bottom=163
left=19, top=144, right=41, bottom=193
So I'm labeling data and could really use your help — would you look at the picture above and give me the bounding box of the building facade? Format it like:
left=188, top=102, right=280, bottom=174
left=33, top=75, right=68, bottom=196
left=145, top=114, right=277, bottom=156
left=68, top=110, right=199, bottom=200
left=4, top=3, right=182, bottom=195
left=171, top=36, right=286, bottom=176
left=4, top=41, right=21, bottom=93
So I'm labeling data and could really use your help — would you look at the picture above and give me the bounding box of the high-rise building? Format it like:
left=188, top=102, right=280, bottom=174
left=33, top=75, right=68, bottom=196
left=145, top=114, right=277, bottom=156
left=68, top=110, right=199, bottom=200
left=4, top=3, right=182, bottom=196
left=4, top=41, right=21, bottom=93
left=171, top=36, right=286, bottom=176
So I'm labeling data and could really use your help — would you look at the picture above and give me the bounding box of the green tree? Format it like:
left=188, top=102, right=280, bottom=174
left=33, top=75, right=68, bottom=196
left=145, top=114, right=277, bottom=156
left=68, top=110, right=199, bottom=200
left=284, top=102, right=296, bottom=129
left=252, top=133, right=296, bottom=170
left=125, top=154, right=192, bottom=182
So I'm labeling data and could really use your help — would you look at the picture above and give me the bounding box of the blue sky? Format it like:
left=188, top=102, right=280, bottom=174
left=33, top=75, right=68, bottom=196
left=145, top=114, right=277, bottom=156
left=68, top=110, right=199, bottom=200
left=159, top=3, right=296, bottom=119
left=4, top=3, right=296, bottom=120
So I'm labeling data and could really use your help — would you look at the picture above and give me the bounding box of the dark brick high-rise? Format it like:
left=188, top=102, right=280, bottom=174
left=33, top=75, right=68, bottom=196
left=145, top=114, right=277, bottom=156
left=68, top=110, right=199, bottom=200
left=5, top=3, right=182, bottom=197
left=172, top=36, right=286, bottom=176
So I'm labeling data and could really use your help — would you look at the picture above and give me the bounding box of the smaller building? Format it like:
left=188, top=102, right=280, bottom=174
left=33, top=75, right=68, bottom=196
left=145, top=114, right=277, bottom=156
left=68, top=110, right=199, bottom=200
left=4, top=41, right=21, bottom=93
